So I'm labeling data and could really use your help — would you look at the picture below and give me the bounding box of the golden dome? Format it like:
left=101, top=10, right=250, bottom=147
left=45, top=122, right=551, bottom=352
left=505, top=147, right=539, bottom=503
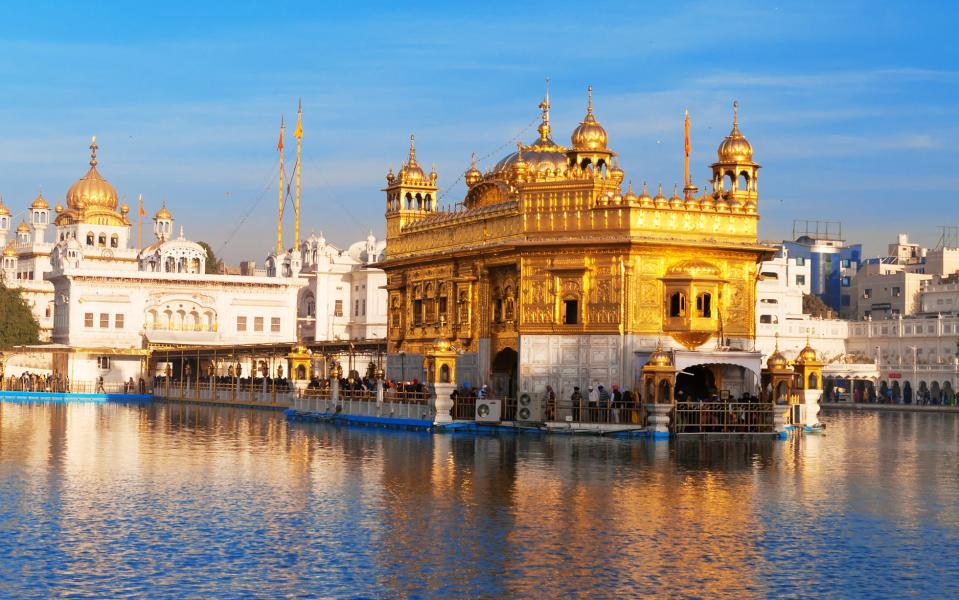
left=717, top=101, right=754, bottom=163
left=16, top=221, right=30, bottom=233
left=666, top=259, right=721, bottom=279
left=653, top=183, right=668, bottom=208
left=66, top=137, right=119, bottom=212
left=3, top=243, right=16, bottom=257
left=495, top=89, right=568, bottom=178
left=796, top=343, right=819, bottom=363
left=55, top=203, right=64, bottom=214
left=570, top=86, right=608, bottom=151
left=638, top=181, right=653, bottom=207
left=120, top=203, right=129, bottom=215
left=647, top=346, right=672, bottom=367
left=398, top=134, right=426, bottom=184
left=0, top=199, right=9, bottom=216
left=31, top=192, right=49, bottom=209
left=155, top=204, right=172, bottom=220
left=464, top=152, right=482, bottom=187
left=669, top=184, right=683, bottom=209
left=767, top=349, right=789, bottom=370
left=624, top=181, right=638, bottom=205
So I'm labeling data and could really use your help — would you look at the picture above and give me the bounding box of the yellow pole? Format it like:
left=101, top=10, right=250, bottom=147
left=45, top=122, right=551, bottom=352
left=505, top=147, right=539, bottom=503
left=295, top=99, right=303, bottom=249
left=277, top=116, right=285, bottom=254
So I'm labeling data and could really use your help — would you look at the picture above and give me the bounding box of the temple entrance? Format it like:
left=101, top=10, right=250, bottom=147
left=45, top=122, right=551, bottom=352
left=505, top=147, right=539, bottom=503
left=490, top=347, right=517, bottom=399
left=675, top=365, right=716, bottom=402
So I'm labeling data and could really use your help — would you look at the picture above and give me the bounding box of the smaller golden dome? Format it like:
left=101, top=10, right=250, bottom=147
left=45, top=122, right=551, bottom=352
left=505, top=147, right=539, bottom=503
left=398, top=134, right=426, bottom=184
left=16, top=221, right=30, bottom=233
left=121, top=203, right=129, bottom=215
left=648, top=346, right=672, bottom=367
left=717, top=101, right=754, bottom=163
left=3, top=243, right=16, bottom=257
left=511, top=143, right=529, bottom=179
left=31, top=193, right=49, bottom=210
left=669, top=184, right=683, bottom=209
left=767, top=350, right=789, bottom=370
left=570, top=86, right=608, bottom=151
left=796, top=344, right=819, bottom=363
left=464, top=152, right=482, bottom=187
left=624, top=181, right=638, bottom=205
left=0, top=199, right=9, bottom=216
left=653, top=183, right=668, bottom=208
left=155, top=204, right=172, bottom=220
left=608, top=159, right=624, bottom=184
left=55, top=203, right=64, bottom=214
left=638, top=181, right=653, bottom=207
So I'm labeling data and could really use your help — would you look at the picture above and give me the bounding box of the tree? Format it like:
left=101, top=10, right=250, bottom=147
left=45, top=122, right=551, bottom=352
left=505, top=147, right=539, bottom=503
left=0, top=282, right=40, bottom=345
left=197, top=241, right=220, bottom=274
left=802, top=293, right=833, bottom=319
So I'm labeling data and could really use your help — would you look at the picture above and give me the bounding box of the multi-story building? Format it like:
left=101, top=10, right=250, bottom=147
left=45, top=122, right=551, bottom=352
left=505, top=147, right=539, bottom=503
left=782, top=221, right=862, bottom=318
left=851, top=261, right=932, bottom=320
left=380, top=90, right=775, bottom=401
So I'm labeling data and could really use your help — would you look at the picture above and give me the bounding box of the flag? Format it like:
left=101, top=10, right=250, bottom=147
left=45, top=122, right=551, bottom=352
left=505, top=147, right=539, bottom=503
left=138, top=193, right=145, bottom=217
left=684, top=109, right=690, bottom=158
left=277, top=117, right=285, bottom=152
left=294, top=103, right=303, bottom=140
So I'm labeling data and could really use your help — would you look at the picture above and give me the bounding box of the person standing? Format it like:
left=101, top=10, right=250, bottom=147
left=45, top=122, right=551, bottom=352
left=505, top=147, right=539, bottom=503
left=588, top=385, right=600, bottom=422
left=544, top=385, right=556, bottom=421
left=597, top=385, right=611, bottom=422
left=611, top=384, right=622, bottom=424
left=571, top=387, right=583, bottom=421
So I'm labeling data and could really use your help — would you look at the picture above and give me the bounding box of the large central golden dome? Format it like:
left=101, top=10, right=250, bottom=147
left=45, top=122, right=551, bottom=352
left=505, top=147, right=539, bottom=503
left=66, top=136, right=119, bottom=211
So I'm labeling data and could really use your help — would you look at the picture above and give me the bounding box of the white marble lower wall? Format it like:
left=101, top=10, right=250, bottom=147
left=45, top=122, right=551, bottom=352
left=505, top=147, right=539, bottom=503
left=519, top=334, right=625, bottom=400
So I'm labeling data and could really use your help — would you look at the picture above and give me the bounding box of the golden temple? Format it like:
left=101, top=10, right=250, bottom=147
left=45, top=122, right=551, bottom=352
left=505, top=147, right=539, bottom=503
left=380, top=85, right=775, bottom=397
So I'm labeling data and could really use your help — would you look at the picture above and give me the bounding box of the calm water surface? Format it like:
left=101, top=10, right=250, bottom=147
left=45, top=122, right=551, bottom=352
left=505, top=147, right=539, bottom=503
left=0, top=402, right=957, bottom=598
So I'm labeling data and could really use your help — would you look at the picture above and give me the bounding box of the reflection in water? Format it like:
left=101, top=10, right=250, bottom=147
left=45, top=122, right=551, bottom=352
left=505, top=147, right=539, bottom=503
left=0, top=404, right=957, bottom=597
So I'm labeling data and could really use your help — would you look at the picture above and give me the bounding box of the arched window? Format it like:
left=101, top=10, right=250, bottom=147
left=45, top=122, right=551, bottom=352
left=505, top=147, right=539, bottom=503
left=86, top=233, right=94, bottom=246
left=110, top=234, right=119, bottom=248
left=424, top=194, right=432, bottom=211
left=98, top=233, right=106, bottom=247
left=440, top=363, right=451, bottom=383
left=669, top=292, right=687, bottom=318
left=696, top=292, right=712, bottom=318
left=405, top=193, right=413, bottom=210
left=724, top=172, right=734, bottom=191
left=738, top=171, right=750, bottom=192
left=809, top=373, right=819, bottom=390
left=415, top=193, right=423, bottom=210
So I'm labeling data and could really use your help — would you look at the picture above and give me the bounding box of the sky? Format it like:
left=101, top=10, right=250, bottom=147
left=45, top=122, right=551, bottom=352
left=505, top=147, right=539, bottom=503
left=0, top=1, right=956, bottom=262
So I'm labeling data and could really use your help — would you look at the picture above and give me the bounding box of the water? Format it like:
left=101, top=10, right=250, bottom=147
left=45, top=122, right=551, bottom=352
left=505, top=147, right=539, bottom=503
left=1, top=402, right=957, bottom=598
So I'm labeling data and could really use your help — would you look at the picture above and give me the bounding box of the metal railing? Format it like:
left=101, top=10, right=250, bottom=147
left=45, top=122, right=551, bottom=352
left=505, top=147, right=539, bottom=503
left=672, top=401, right=775, bottom=434
left=157, top=379, right=296, bottom=405
left=293, top=390, right=433, bottom=421
left=2, top=378, right=153, bottom=395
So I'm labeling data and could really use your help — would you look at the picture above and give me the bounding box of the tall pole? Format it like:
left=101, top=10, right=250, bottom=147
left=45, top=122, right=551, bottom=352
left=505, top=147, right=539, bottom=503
left=277, top=116, right=285, bottom=254
left=683, top=108, right=690, bottom=197
left=137, top=193, right=144, bottom=250
left=294, top=99, right=303, bottom=249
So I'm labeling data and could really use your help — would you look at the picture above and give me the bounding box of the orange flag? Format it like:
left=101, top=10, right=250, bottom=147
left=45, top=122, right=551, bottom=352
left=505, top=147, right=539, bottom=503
left=277, top=116, right=285, bottom=152
left=684, top=109, right=690, bottom=158
left=138, top=193, right=145, bottom=217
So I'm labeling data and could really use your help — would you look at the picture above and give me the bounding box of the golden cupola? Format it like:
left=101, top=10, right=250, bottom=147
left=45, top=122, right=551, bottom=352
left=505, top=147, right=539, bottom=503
left=711, top=102, right=760, bottom=213
left=16, top=221, right=30, bottom=234
left=494, top=85, right=569, bottom=180
left=568, top=85, right=615, bottom=172
left=67, top=136, right=119, bottom=211
left=396, top=135, right=426, bottom=185
left=716, top=104, right=754, bottom=163
left=31, top=192, right=49, bottom=210
left=796, top=342, right=819, bottom=364
left=0, top=199, right=9, bottom=216
left=767, top=348, right=789, bottom=370
left=464, top=152, right=482, bottom=188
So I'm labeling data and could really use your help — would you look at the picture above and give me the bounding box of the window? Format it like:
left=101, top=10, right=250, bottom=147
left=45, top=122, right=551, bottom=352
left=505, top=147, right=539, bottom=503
left=841, top=276, right=850, bottom=287
left=761, top=271, right=778, bottom=280
left=696, top=292, right=712, bottom=318
left=354, top=300, right=359, bottom=317
left=86, top=233, right=94, bottom=246
left=841, top=294, right=850, bottom=306
left=795, top=257, right=805, bottom=266
left=564, top=299, right=579, bottom=324
left=254, top=317, right=264, bottom=332
left=669, top=292, right=687, bottom=318
left=864, top=311, right=871, bottom=318
left=796, top=275, right=806, bottom=286
left=84, top=312, right=94, bottom=328
left=98, top=233, right=106, bottom=247
left=334, top=300, right=343, bottom=317
left=413, top=299, right=423, bottom=325
left=362, top=299, right=367, bottom=316
left=271, top=317, right=281, bottom=333
left=115, top=314, right=124, bottom=329
left=760, top=314, right=778, bottom=324
left=892, top=287, right=902, bottom=297
left=842, top=259, right=851, bottom=268
left=236, top=316, right=247, bottom=332
left=864, top=288, right=872, bottom=299
left=97, top=356, right=110, bottom=370
left=100, top=313, right=110, bottom=328
left=110, top=234, right=119, bottom=248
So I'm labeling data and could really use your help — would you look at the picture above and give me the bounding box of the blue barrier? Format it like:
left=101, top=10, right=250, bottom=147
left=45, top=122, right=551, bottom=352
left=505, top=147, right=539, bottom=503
left=0, top=391, right=153, bottom=404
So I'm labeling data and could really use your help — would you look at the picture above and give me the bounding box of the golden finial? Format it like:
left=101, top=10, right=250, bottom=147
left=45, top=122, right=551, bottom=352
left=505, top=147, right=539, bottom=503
left=408, top=134, right=417, bottom=165
left=537, top=78, right=551, bottom=141
left=471, top=152, right=477, bottom=168
left=774, top=332, right=780, bottom=351
left=516, top=141, right=524, bottom=160
left=89, top=135, right=98, bottom=168
left=733, top=100, right=739, bottom=126
left=587, top=84, right=593, bottom=115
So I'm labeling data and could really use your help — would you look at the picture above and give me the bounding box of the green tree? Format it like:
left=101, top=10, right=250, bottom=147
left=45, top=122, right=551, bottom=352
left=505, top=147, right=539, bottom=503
left=0, top=282, right=40, bottom=345
left=197, top=241, right=220, bottom=274
left=802, top=293, right=833, bottom=319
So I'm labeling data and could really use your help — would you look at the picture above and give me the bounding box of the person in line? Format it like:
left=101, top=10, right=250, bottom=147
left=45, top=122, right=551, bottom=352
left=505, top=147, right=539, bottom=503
left=597, top=384, right=611, bottom=422
left=570, top=386, right=583, bottom=422
left=544, top=385, right=556, bottom=421
left=588, top=385, right=599, bottom=422
left=610, top=384, right=622, bottom=424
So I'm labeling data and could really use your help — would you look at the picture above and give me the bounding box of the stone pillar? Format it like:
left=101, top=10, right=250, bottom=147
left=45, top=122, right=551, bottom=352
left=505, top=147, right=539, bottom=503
left=375, top=364, right=385, bottom=406
left=330, top=361, right=342, bottom=404
left=426, top=340, right=458, bottom=425
left=647, top=404, right=671, bottom=438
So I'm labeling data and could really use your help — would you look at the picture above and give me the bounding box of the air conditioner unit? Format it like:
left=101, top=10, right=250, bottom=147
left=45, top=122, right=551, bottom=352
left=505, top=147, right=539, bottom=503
left=516, top=392, right=543, bottom=422
left=475, top=398, right=502, bottom=423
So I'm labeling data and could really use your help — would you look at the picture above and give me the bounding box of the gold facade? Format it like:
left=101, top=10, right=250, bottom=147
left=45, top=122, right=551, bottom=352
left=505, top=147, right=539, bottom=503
left=381, top=89, right=773, bottom=364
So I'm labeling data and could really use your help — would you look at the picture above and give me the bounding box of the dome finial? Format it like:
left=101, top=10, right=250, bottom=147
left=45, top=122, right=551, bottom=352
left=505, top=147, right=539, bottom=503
left=537, top=77, right=551, bottom=141
left=408, top=134, right=417, bottom=165
left=89, top=135, right=98, bottom=168
left=733, top=100, right=739, bottom=127
left=587, top=84, right=593, bottom=115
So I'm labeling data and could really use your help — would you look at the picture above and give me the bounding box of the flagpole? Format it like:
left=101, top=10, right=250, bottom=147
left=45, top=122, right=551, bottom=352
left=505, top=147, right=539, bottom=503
left=295, top=99, right=302, bottom=250
left=683, top=108, right=690, bottom=192
left=277, top=116, right=285, bottom=255
left=138, top=193, right=144, bottom=250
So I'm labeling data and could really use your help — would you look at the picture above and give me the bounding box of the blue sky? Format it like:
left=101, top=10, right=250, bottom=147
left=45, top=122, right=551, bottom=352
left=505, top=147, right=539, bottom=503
left=0, top=1, right=956, bottom=262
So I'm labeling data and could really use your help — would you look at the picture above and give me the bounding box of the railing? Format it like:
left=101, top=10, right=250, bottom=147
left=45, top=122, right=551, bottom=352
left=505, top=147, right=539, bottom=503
left=292, top=389, right=433, bottom=421
left=2, top=378, right=152, bottom=394
left=448, top=394, right=647, bottom=425
left=157, top=379, right=296, bottom=405
left=672, top=402, right=775, bottom=434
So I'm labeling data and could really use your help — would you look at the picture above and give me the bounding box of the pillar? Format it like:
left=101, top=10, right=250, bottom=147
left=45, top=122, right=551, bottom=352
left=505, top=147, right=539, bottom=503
left=426, top=339, right=458, bottom=424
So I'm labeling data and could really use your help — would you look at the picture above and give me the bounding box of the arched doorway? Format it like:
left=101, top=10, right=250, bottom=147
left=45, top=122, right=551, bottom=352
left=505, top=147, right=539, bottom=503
left=490, top=347, right=518, bottom=400
left=675, top=364, right=716, bottom=402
